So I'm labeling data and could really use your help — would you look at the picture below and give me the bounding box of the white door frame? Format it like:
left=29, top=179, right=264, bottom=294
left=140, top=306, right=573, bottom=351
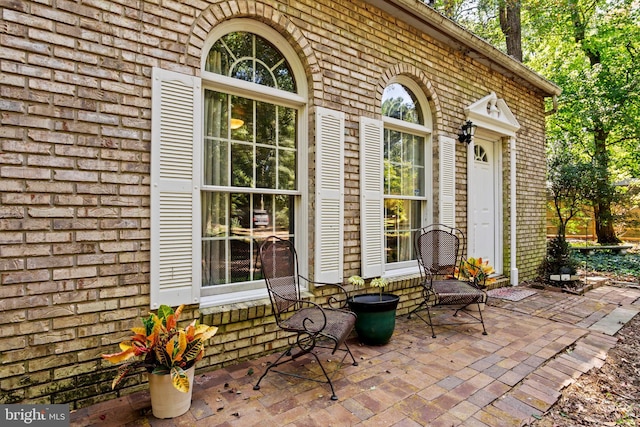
left=463, top=92, right=520, bottom=285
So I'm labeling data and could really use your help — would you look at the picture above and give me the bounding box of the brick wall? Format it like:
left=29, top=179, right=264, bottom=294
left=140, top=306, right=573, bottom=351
left=0, top=0, right=549, bottom=407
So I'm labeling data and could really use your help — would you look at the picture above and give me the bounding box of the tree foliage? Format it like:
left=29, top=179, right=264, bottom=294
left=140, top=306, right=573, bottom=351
left=431, top=0, right=640, bottom=243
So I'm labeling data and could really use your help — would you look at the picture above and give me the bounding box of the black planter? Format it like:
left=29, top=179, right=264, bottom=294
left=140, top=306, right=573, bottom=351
left=347, top=293, right=400, bottom=345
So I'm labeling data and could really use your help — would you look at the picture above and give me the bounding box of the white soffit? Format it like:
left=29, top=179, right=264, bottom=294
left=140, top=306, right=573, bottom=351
left=465, top=92, right=520, bottom=137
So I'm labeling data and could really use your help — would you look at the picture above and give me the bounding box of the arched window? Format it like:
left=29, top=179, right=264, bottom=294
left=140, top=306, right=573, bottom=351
left=381, top=81, right=432, bottom=268
left=200, top=24, right=306, bottom=300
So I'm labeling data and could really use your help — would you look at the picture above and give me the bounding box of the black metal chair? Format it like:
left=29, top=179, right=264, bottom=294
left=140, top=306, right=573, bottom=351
left=253, top=236, right=358, bottom=400
left=409, top=224, right=488, bottom=338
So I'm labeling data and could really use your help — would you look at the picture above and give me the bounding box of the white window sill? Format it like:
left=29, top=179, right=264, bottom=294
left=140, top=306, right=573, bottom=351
left=383, top=266, right=421, bottom=280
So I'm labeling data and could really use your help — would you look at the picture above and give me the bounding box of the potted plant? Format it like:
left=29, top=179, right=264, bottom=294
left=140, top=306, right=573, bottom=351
left=454, top=257, right=496, bottom=288
left=102, top=304, right=218, bottom=419
left=346, top=276, right=400, bottom=345
left=455, top=257, right=495, bottom=310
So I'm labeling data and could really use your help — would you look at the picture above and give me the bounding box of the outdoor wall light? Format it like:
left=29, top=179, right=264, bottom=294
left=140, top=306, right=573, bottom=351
left=458, top=120, right=477, bottom=144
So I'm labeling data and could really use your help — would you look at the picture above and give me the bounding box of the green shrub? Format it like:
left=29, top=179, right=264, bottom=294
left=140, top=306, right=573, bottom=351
left=573, top=250, right=640, bottom=279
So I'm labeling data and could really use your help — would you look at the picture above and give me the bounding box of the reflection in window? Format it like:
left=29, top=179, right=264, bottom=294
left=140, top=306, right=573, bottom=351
left=202, top=31, right=298, bottom=288
left=201, top=193, right=294, bottom=285
left=205, top=32, right=296, bottom=93
left=382, top=83, right=423, bottom=124
left=382, top=83, right=427, bottom=264
left=204, top=91, right=297, bottom=190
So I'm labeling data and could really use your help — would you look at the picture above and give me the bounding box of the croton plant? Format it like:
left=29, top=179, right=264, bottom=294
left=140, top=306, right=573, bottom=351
left=102, top=304, right=218, bottom=393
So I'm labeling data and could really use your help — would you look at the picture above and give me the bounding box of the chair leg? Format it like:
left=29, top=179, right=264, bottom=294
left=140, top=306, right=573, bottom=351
left=409, top=303, right=437, bottom=338
left=254, top=337, right=357, bottom=401
left=424, top=305, right=436, bottom=338
left=253, top=344, right=295, bottom=392
left=342, top=340, right=359, bottom=367
left=477, top=302, right=488, bottom=335
left=307, top=349, right=339, bottom=400
left=452, top=302, right=488, bottom=336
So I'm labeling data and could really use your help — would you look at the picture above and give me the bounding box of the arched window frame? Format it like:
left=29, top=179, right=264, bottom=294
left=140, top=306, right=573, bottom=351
left=199, top=20, right=308, bottom=306
left=381, top=76, right=433, bottom=272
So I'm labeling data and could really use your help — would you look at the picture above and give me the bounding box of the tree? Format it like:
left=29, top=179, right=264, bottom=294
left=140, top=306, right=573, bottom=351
left=529, top=0, right=640, bottom=243
left=499, top=0, right=522, bottom=60
left=434, top=0, right=640, bottom=244
left=547, top=146, right=592, bottom=239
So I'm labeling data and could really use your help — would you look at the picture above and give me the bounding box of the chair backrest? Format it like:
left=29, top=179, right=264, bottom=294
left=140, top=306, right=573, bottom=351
left=259, top=236, right=301, bottom=321
left=415, top=224, right=465, bottom=279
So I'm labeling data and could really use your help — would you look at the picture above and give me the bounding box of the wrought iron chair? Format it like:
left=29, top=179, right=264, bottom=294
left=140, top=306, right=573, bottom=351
left=409, top=224, right=488, bottom=338
left=253, top=236, right=358, bottom=400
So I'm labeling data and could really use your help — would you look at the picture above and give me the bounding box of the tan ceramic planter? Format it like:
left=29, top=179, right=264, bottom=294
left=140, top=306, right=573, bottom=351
left=148, top=366, right=195, bottom=419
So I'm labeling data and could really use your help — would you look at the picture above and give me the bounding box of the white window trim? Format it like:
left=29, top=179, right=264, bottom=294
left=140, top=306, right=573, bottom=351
left=381, top=76, right=433, bottom=273
left=197, top=21, right=308, bottom=307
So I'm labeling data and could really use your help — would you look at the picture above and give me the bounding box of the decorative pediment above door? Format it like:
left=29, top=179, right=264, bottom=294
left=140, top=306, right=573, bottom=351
left=465, top=92, right=520, bottom=137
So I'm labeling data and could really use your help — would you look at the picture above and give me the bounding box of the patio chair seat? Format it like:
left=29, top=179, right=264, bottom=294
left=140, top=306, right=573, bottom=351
left=283, top=308, right=356, bottom=349
left=430, top=280, right=488, bottom=306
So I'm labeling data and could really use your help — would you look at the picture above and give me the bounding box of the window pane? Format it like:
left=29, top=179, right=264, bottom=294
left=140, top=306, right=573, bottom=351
left=275, top=195, right=294, bottom=233
left=204, top=91, right=228, bottom=137
left=231, top=96, right=253, bottom=142
left=206, top=32, right=296, bottom=93
left=256, top=101, right=276, bottom=145
left=256, top=146, right=276, bottom=188
left=202, top=192, right=227, bottom=237
left=231, top=143, right=253, bottom=187
left=278, top=105, right=296, bottom=148
left=203, top=139, right=228, bottom=186
left=384, top=199, right=421, bottom=263
left=279, top=148, right=296, bottom=190
left=202, top=239, right=226, bottom=285
left=255, top=63, right=275, bottom=87
left=229, top=238, right=253, bottom=283
left=381, top=83, right=423, bottom=124
left=274, top=62, right=295, bottom=92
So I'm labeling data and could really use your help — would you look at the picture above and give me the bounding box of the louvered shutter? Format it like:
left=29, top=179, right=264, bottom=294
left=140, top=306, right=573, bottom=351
left=439, top=136, right=456, bottom=228
left=360, top=117, right=384, bottom=278
left=314, top=107, right=344, bottom=283
left=150, top=67, right=201, bottom=308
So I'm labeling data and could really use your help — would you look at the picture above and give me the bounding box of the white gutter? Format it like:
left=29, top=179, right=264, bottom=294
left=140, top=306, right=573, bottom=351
left=510, top=136, right=518, bottom=286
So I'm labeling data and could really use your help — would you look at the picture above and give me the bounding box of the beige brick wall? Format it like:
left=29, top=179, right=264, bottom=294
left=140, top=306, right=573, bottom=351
left=0, top=0, right=549, bottom=407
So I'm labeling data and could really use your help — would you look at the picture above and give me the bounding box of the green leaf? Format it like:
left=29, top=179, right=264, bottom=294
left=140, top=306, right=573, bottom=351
left=157, top=305, right=174, bottom=322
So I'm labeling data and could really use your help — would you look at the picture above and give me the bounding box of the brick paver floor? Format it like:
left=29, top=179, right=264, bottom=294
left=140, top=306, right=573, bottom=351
left=70, top=284, right=640, bottom=426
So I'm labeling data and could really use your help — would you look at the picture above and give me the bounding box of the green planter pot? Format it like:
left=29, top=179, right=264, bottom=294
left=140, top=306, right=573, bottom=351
left=347, top=293, right=400, bottom=345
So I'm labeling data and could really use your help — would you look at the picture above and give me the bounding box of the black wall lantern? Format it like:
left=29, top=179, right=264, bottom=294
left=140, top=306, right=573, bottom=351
left=458, top=120, right=477, bottom=144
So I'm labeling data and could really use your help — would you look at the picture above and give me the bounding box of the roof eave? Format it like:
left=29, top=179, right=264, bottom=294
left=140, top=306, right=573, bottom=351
left=364, top=0, right=562, bottom=97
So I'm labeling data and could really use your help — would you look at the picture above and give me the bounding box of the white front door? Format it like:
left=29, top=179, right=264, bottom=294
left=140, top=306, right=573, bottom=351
left=470, top=137, right=502, bottom=273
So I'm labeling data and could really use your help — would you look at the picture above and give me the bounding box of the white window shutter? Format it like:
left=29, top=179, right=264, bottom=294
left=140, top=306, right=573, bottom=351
left=150, top=67, right=201, bottom=309
left=360, top=117, right=384, bottom=278
left=315, top=107, right=344, bottom=283
left=439, top=135, right=456, bottom=228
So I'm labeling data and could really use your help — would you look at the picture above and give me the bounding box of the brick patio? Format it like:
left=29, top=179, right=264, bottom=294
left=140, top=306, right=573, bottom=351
left=70, top=285, right=640, bottom=426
